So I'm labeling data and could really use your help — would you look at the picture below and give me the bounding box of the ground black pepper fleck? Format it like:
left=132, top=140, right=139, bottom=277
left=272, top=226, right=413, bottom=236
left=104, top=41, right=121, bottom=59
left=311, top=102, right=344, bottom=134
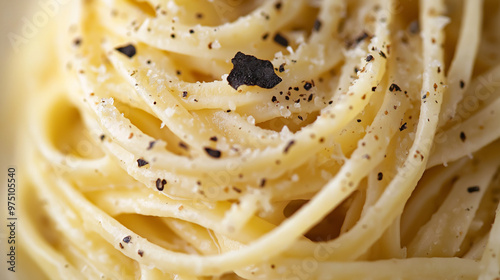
left=179, top=142, right=189, bottom=150
left=73, top=38, right=82, bottom=46
left=347, top=32, right=370, bottom=47
left=233, top=187, right=242, bottom=193
left=356, top=32, right=369, bottom=44
left=147, top=141, right=156, bottom=150
left=389, top=83, right=402, bottom=92
left=467, top=186, right=480, bottom=193
left=460, top=131, right=466, bottom=142
left=377, top=172, right=383, bottom=181
left=284, top=140, right=295, bottom=154
left=399, top=122, right=407, bottom=131
left=409, top=21, right=419, bottom=34
left=137, top=158, right=149, bottom=167
left=273, top=33, right=289, bottom=47
left=313, top=19, right=322, bottom=31
left=123, top=236, right=131, bottom=243
left=115, top=44, right=136, bottom=58
left=204, top=147, right=222, bottom=158
left=156, top=179, right=167, bottom=191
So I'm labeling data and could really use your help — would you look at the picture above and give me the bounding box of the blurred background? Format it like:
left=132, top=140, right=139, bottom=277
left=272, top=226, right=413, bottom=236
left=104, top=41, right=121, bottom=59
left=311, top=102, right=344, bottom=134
left=1, top=1, right=53, bottom=279
left=0, top=0, right=28, bottom=164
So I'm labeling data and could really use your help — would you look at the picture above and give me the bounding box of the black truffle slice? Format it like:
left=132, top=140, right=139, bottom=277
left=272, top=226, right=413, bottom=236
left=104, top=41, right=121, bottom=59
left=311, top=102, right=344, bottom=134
left=227, top=52, right=282, bottom=90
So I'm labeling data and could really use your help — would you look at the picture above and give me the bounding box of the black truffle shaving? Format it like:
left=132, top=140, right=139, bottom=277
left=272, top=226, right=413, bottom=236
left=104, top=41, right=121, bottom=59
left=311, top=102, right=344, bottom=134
left=273, top=33, right=289, bottom=47
left=115, top=44, right=137, bottom=58
left=227, top=52, right=282, bottom=90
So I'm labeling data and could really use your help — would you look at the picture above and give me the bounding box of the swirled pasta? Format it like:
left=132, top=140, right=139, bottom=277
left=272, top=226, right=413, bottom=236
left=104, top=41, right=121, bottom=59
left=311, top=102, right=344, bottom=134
left=15, top=0, right=500, bottom=279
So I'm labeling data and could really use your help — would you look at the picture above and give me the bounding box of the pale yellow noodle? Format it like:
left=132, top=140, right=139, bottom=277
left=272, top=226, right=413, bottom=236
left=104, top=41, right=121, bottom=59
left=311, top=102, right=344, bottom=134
left=14, top=0, right=500, bottom=279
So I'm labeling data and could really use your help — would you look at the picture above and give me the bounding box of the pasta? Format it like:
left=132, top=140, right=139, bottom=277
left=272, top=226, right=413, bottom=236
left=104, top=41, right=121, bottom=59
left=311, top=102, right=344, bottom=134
left=14, top=0, right=500, bottom=279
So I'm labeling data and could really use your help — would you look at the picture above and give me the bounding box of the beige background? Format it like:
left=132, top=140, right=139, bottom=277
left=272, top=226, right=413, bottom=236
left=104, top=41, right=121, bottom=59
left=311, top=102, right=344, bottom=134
left=1, top=1, right=54, bottom=279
